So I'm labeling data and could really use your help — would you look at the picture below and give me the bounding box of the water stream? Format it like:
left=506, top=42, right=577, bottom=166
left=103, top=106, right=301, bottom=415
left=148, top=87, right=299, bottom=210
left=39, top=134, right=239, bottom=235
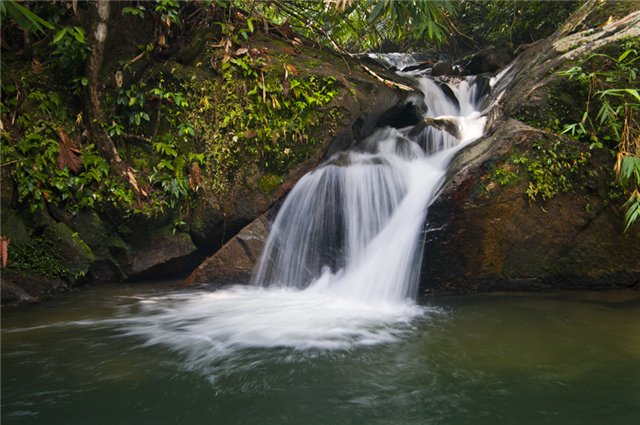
left=3, top=59, right=638, bottom=424
left=76, top=60, right=494, bottom=359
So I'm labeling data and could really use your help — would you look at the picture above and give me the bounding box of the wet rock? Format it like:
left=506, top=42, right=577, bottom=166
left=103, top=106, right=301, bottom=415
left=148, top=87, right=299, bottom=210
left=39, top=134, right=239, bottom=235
left=185, top=213, right=268, bottom=285
left=1, top=270, right=70, bottom=305
left=402, top=60, right=436, bottom=72
left=69, top=210, right=127, bottom=280
left=421, top=120, right=640, bottom=293
left=465, top=48, right=513, bottom=75
left=127, top=227, right=198, bottom=279
left=376, top=101, right=423, bottom=129
left=431, top=61, right=453, bottom=76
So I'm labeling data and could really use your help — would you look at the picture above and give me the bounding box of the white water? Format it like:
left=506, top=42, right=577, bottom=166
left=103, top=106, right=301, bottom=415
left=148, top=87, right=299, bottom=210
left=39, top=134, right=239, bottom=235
left=115, top=64, right=495, bottom=365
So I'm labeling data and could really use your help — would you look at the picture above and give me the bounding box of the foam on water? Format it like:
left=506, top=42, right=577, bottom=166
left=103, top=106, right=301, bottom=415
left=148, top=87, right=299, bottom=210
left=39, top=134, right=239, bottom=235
left=112, top=286, right=431, bottom=371
left=111, top=59, right=497, bottom=367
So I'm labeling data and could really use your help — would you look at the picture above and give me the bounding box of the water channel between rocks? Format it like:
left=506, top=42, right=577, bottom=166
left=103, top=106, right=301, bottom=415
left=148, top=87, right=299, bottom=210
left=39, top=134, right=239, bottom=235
left=3, top=56, right=639, bottom=425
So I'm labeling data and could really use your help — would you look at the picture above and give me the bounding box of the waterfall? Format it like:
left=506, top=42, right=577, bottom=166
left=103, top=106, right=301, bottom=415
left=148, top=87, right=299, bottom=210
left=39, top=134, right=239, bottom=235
left=252, top=69, right=488, bottom=303
left=116, top=61, right=496, bottom=360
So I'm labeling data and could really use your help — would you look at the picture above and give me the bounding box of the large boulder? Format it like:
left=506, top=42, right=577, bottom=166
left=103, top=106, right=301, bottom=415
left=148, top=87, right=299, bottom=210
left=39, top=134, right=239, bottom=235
left=185, top=213, right=269, bottom=285
left=420, top=2, right=640, bottom=293
left=126, top=226, right=198, bottom=279
left=421, top=120, right=640, bottom=293
left=183, top=35, right=418, bottom=257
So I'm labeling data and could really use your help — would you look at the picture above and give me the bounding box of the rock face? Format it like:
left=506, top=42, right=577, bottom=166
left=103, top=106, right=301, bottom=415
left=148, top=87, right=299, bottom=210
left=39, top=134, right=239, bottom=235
left=420, top=2, right=640, bottom=293
left=185, top=213, right=269, bottom=285
left=1, top=28, right=413, bottom=303
left=184, top=2, right=640, bottom=296
left=422, top=120, right=640, bottom=293
left=1, top=271, right=69, bottom=305
left=127, top=227, right=198, bottom=279
left=431, top=61, right=453, bottom=76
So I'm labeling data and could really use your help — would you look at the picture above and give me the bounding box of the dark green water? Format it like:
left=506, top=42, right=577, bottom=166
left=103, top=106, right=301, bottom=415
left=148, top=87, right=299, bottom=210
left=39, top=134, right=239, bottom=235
left=2, top=283, right=639, bottom=425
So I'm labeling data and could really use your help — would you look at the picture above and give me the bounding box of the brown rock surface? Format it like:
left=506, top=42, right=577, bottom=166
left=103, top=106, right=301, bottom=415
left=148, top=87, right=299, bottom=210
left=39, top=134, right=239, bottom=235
left=185, top=214, right=268, bottom=285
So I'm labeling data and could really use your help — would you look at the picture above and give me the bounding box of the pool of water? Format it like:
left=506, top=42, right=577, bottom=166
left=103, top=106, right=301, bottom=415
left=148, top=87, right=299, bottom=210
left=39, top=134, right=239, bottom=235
left=2, top=283, right=639, bottom=425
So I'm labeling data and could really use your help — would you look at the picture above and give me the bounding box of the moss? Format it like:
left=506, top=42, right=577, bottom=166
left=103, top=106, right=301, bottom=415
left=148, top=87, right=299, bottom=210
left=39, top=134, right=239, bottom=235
left=173, top=50, right=340, bottom=199
left=523, top=140, right=591, bottom=202
left=258, top=174, right=284, bottom=194
left=8, top=237, right=71, bottom=280
left=43, top=222, right=96, bottom=282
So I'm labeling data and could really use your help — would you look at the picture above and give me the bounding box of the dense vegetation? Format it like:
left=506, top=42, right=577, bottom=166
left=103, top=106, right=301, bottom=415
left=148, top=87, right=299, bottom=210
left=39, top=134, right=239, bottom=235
left=0, top=0, right=638, bottom=288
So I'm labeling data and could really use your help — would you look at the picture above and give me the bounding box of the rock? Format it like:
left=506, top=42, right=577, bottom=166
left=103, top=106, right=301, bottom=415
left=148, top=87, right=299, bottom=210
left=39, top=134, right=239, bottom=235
left=465, top=48, right=512, bottom=75
left=431, top=61, right=453, bottom=76
left=402, top=60, right=436, bottom=72
left=185, top=40, right=416, bottom=257
left=69, top=210, right=127, bottom=280
left=185, top=213, right=269, bottom=285
left=127, top=227, right=198, bottom=279
left=375, top=101, right=424, bottom=129
left=417, top=4, right=640, bottom=294
left=1, top=210, right=31, bottom=246
left=43, top=222, right=96, bottom=282
left=1, top=270, right=69, bottom=305
left=421, top=118, right=640, bottom=293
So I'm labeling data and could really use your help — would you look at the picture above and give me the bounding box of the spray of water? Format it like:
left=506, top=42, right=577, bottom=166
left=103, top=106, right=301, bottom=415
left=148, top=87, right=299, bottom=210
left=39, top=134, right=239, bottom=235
left=115, top=65, right=497, bottom=367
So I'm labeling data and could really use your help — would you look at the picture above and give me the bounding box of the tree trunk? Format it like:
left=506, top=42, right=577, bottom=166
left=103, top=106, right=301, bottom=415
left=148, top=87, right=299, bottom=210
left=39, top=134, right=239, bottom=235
left=85, top=0, right=142, bottom=194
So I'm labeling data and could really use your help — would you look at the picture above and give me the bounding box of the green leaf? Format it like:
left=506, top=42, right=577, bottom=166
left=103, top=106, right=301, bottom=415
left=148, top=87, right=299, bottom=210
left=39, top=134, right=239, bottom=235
left=52, top=28, right=68, bottom=44
left=3, top=0, right=55, bottom=34
left=618, top=49, right=633, bottom=63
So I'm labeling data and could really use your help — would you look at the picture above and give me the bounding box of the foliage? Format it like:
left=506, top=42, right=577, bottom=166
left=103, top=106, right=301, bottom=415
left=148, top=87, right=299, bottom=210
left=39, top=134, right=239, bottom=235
left=493, top=168, right=518, bottom=187
left=521, top=141, right=591, bottom=202
left=8, top=236, right=71, bottom=280
left=452, top=0, right=579, bottom=50
left=0, top=0, right=345, bottom=221
left=558, top=39, right=640, bottom=229
left=0, top=0, right=55, bottom=35
left=242, top=0, right=455, bottom=52
left=184, top=50, right=339, bottom=196
left=0, top=82, right=135, bottom=213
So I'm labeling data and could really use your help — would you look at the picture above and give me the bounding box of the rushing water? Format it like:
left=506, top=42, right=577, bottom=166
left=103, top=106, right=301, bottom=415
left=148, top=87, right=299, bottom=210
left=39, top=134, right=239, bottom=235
left=2, top=284, right=639, bottom=425
left=4, top=61, right=638, bottom=424
left=253, top=62, right=487, bottom=302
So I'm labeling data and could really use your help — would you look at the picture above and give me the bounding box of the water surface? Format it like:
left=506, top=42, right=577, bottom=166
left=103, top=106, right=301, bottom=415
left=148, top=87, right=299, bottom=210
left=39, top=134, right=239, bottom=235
left=2, top=283, right=639, bottom=425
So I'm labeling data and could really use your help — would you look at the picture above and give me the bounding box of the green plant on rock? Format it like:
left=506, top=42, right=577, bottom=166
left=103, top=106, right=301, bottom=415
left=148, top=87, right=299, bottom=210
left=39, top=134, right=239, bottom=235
left=492, top=168, right=519, bottom=187
left=8, top=236, right=71, bottom=279
left=524, top=141, right=590, bottom=202
left=559, top=39, right=640, bottom=229
left=184, top=51, right=339, bottom=197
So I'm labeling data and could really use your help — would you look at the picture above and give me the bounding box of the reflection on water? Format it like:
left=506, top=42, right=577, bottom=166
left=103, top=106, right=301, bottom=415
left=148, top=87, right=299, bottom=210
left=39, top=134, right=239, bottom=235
left=2, top=284, right=639, bottom=425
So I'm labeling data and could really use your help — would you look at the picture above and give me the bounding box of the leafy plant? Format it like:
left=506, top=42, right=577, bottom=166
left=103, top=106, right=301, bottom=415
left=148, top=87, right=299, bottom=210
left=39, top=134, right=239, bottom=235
left=523, top=141, right=590, bottom=202
left=0, top=0, right=55, bottom=35
left=558, top=40, right=640, bottom=229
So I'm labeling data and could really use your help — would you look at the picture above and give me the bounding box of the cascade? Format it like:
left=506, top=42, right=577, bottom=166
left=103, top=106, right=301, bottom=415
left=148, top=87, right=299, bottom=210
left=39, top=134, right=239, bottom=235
left=252, top=63, right=489, bottom=303
left=116, top=57, right=500, bottom=360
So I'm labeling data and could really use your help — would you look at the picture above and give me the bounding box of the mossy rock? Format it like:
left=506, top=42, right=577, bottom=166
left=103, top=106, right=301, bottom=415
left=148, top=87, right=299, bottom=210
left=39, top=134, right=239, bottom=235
left=1, top=210, right=31, bottom=246
left=43, top=222, right=96, bottom=282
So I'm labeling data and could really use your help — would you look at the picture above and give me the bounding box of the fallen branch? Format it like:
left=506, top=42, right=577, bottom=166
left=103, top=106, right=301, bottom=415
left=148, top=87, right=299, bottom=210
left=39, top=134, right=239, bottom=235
left=361, top=65, right=413, bottom=91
